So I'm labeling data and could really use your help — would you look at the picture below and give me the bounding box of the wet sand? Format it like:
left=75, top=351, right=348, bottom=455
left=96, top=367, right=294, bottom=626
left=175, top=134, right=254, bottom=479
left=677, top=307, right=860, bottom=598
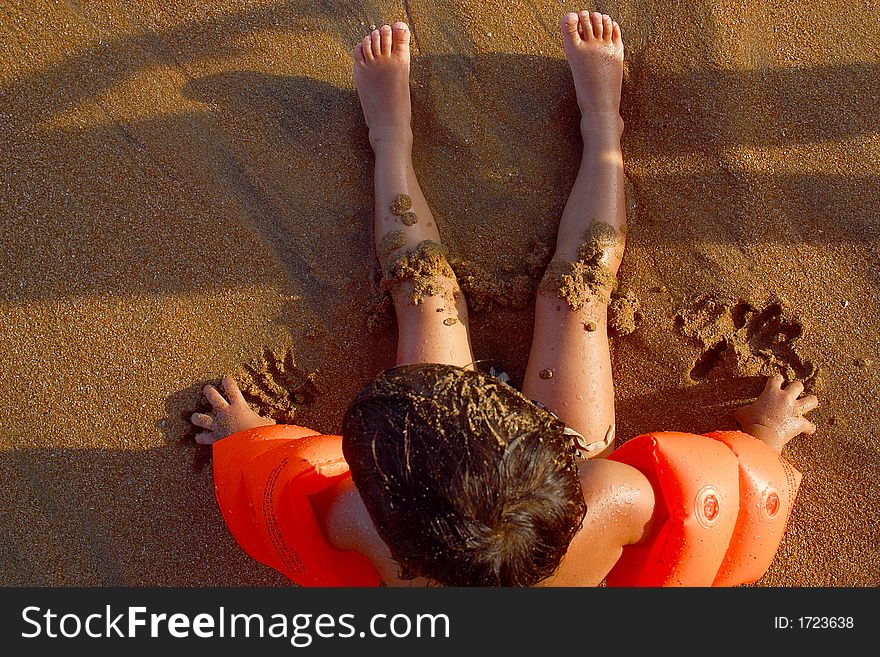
left=1, top=0, right=877, bottom=586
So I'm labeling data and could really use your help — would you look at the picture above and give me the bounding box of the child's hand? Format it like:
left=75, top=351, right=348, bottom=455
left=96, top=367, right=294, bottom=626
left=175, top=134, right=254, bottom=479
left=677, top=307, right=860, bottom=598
left=190, top=375, right=275, bottom=445
left=733, top=374, right=818, bottom=453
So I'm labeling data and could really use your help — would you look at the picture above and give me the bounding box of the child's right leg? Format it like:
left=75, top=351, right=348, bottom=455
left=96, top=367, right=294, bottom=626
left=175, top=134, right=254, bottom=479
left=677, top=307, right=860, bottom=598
left=522, top=12, right=626, bottom=456
left=354, top=23, right=475, bottom=369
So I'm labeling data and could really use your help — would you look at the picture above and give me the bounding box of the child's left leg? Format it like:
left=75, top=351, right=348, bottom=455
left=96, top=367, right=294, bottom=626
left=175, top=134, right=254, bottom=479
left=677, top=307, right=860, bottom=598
left=355, top=23, right=475, bottom=369
left=522, top=12, right=626, bottom=457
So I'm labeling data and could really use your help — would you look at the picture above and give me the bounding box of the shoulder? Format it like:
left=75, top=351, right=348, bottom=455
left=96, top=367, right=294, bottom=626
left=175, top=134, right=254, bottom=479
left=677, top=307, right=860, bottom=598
left=317, top=477, right=430, bottom=587
left=542, top=458, right=655, bottom=586
left=316, top=476, right=376, bottom=553
left=578, top=458, right=655, bottom=545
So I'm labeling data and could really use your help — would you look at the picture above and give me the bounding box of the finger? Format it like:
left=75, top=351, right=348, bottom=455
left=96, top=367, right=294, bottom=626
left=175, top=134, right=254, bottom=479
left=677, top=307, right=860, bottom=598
left=222, top=375, right=247, bottom=406
left=796, top=394, right=819, bottom=414
left=784, top=380, right=805, bottom=398
left=195, top=430, right=217, bottom=445
left=190, top=413, right=214, bottom=429
left=764, top=373, right=784, bottom=393
left=203, top=384, right=229, bottom=411
left=799, top=419, right=817, bottom=435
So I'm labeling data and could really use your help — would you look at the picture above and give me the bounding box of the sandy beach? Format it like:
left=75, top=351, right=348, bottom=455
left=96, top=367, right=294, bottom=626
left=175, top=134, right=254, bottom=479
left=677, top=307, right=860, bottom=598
left=1, top=0, right=877, bottom=586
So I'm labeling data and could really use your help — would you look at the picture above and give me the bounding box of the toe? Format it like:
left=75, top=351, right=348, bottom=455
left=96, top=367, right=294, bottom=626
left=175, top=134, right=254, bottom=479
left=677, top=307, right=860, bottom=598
left=602, top=15, right=613, bottom=41
left=391, top=21, right=410, bottom=55
left=612, top=21, right=622, bottom=45
left=370, top=29, right=382, bottom=58
left=354, top=42, right=365, bottom=65
left=590, top=12, right=604, bottom=39
left=560, top=12, right=582, bottom=46
left=190, top=412, right=213, bottom=429
left=362, top=35, right=374, bottom=60
left=380, top=24, right=392, bottom=56
left=578, top=11, right=592, bottom=40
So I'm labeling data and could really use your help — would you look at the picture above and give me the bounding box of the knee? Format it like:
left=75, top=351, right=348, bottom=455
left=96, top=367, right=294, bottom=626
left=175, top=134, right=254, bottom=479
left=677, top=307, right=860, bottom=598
left=382, top=239, right=461, bottom=307
left=537, top=258, right=614, bottom=310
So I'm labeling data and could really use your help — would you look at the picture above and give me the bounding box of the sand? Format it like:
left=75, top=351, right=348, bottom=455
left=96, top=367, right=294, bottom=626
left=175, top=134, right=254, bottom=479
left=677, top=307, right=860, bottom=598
left=383, top=239, right=457, bottom=304
left=390, top=193, right=413, bottom=215
left=1, top=0, right=877, bottom=587
left=538, top=220, right=620, bottom=308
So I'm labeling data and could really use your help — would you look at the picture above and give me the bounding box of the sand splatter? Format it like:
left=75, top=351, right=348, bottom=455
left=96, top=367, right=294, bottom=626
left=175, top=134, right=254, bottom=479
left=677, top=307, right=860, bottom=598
left=236, top=347, right=319, bottom=423
left=382, top=239, right=457, bottom=305
left=584, top=322, right=597, bottom=332
left=539, top=368, right=553, bottom=379
left=378, top=230, right=406, bottom=265
left=608, top=289, right=641, bottom=337
left=538, top=222, right=620, bottom=309
left=443, top=317, right=457, bottom=326
left=390, top=194, right=412, bottom=215
left=401, top=211, right=418, bottom=226
left=675, top=294, right=818, bottom=384
left=525, top=240, right=553, bottom=279
left=364, top=289, right=394, bottom=334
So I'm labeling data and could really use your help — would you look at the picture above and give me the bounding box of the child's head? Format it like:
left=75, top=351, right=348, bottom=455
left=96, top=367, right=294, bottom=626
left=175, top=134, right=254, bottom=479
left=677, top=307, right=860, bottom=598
left=342, top=363, right=587, bottom=586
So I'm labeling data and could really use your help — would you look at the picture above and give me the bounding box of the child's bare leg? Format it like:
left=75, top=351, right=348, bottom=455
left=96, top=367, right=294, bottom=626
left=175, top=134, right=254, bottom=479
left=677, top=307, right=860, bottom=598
left=354, top=23, right=474, bottom=369
left=522, top=12, right=625, bottom=456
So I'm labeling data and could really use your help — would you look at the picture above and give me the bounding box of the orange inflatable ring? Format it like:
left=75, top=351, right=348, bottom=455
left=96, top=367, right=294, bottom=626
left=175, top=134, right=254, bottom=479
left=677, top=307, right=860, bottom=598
left=212, top=424, right=381, bottom=587
left=606, top=430, right=802, bottom=587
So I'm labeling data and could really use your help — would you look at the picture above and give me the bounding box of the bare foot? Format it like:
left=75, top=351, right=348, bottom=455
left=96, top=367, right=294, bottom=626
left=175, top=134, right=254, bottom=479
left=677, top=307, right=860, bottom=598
left=190, top=375, right=275, bottom=445
left=353, top=22, right=412, bottom=148
left=734, top=374, right=819, bottom=453
left=560, top=11, right=624, bottom=134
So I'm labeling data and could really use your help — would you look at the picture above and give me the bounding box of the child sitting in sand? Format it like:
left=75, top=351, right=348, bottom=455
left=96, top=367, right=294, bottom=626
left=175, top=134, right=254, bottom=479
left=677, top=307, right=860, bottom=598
left=191, top=12, right=818, bottom=586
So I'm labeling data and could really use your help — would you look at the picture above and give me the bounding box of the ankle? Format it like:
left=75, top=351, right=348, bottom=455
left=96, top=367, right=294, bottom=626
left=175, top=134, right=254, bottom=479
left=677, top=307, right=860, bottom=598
left=369, top=126, right=414, bottom=152
left=580, top=125, right=623, bottom=157
left=580, top=113, right=624, bottom=141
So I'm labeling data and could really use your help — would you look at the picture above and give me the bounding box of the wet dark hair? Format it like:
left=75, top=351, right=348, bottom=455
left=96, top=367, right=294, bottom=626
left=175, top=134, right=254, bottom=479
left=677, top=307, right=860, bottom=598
left=342, top=363, right=587, bottom=587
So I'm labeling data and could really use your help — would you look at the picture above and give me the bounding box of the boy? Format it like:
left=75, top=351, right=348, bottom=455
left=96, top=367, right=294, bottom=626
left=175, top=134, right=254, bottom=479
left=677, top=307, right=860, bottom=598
left=191, top=12, right=818, bottom=586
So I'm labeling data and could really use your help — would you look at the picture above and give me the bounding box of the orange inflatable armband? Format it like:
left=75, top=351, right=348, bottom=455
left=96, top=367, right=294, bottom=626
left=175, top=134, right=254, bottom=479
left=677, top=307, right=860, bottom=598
left=212, top=424, right=381, bottom=587
left=606, top=432, right=740, bottom=586
left=706, top=431, right=802, bottom=586
left=606, top=430, right=801, bottom=587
